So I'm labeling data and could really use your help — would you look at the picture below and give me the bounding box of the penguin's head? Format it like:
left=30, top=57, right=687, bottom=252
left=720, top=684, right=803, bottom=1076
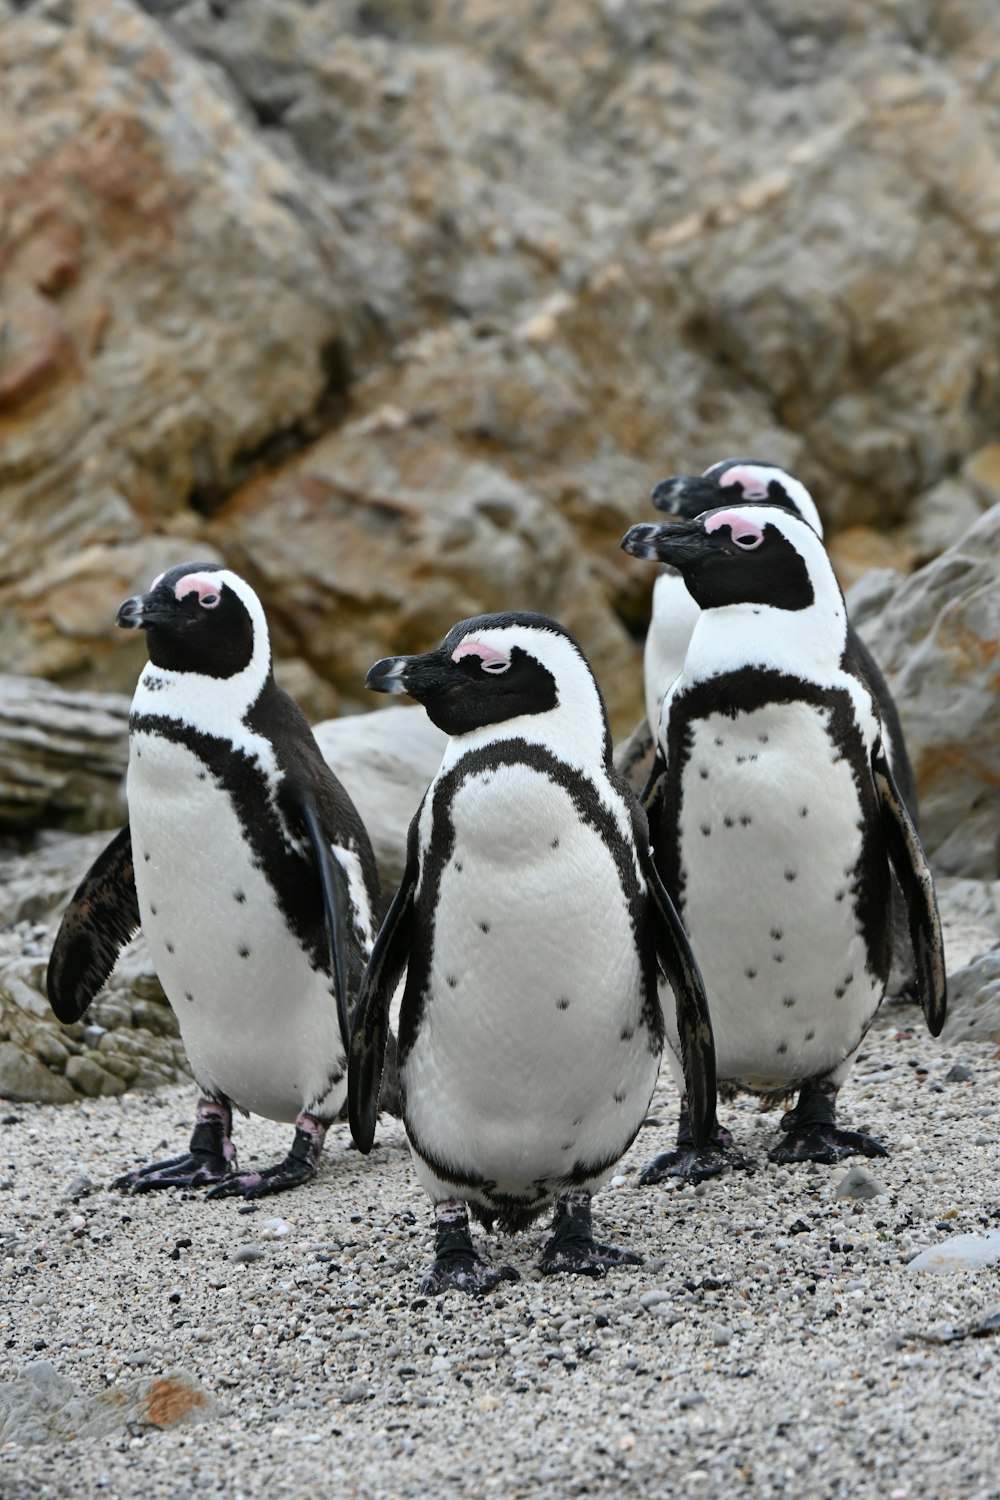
left=117, top=563, right=269, bottom=680
left=622, top=504, right=833, bottom=615
left=650, top=459, right=823, bottom=539
left=366, top=611, right=609, bottom=749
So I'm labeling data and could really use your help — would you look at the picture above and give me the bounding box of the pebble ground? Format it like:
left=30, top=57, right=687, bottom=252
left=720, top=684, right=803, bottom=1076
left=3, top=1000, right=999, bottom=1499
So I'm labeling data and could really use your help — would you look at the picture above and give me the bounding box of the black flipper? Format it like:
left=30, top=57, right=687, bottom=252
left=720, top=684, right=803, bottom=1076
left=47, top=826, right=140, bottom=1024
left=348, top=832, right=419, bottom=1154
left=639, top=744, right=668, bottom=814
left=873, top=742, right=947, bottom=1037
left=297, top=789, right=352, bottom=1057
left=641, top=845, right=716, bottom=1149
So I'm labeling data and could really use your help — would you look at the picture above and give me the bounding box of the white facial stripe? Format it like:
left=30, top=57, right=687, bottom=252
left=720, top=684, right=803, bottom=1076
left=704, top=509, right=764, bottom=548
left=173, top=572, right=222, bottom=607
left=451, top=639, right=511, bottom=673
left=712, top=462, right=824, bottom=539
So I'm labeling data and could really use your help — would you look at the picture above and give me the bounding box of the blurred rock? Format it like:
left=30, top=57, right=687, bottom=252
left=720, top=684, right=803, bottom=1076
left=941, top=947, right=1000, bottom=1045
left=0, top=673, right=128, bottom=832
left=853, top=506, right=1000, bottom=878
left=4, top=0, right=1000, bottom=713
left=209, top=417, right=643, bottom=727
left=0, top=0, right=354, bottom=692
left=0, top=1361, right=221, bottom=1446
left=314, top=705, right=445, bottom=892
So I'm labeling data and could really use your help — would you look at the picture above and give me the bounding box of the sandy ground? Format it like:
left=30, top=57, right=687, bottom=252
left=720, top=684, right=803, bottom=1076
left=2, top=999, right=1000, bottom=1499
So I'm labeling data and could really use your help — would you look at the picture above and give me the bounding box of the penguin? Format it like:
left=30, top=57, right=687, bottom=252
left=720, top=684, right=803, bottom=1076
left=641, top=459, right=918, bottom=820
left=47, top=562, right=382, bottom=1199
left=620, top=505, right=946, bottom=1179
left=347, top=611, right=715, bottom=1293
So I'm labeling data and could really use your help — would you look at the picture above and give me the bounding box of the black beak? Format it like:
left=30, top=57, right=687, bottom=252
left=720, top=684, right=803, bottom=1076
left=115, top=589, right=189, bottom=632
left=621, top=519, right=708, bottom=568
left=365, top=647, right=457, bottom=703
left=365, top=655, right=411, bottom=696
left=650, top=474, right=721, bottom=518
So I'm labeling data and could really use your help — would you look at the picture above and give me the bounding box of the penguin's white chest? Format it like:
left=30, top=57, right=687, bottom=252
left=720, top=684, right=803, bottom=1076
left=127, top=730, right=343, bottom=1123
left=402, top=761, right=659, bottom=1197
left=671, top=700, right=880, bottom=1089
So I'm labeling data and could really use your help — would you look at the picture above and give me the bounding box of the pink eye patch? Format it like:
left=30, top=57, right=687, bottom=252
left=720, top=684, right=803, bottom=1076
left=717, top=465, right=770, bottom=499
left=451, top=640, right=510, bottom=674
left=704, top=510, right=765, bottom=550
left=174, top=573, right=222, bottom=608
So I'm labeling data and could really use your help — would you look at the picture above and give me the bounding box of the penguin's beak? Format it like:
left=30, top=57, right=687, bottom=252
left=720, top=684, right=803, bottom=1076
left=366, top=648, right=455, bottom=702
left=650, top=474, right=719, bottom=519
left=116, top=588, right=189, bottom=632
left=621, top=519, right=708, bottom=569
left=365, top=655, right=412, bottom=696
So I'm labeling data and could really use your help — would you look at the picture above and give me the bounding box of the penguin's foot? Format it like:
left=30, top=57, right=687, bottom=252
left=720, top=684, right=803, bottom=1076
left=639, top=1108, right=753, bottom=1184
left=115, top=1151, right=231, bottom=1193
left=115, top=1098, right=235, bottom=1193
left=421, top=1200, right=519, bottom=1296
left=769, top=1123, right=888, bottom=1165
left=769, top=1079, right=887, bottom=1164
left=537, top=1191, right=641, bottom=1278
left=207, top=1113, right=329, bottom=1200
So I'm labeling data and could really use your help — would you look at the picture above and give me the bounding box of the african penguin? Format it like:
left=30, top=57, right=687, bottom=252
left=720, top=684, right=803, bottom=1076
left=620, top=505, right=946, bottom=1178
left=348, top=611, right=715, bottom=1293
left=47, top=562, right=382, bottom=1199
left=641, top=460, right=917, bottom=820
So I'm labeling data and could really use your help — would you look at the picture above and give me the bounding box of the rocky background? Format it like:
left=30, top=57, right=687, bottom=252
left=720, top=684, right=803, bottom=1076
left=1, top=0, right=998, bottom=1102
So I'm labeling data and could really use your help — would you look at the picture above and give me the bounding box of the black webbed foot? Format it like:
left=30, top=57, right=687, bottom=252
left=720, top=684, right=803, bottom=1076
left=116, top=1152, right=231, bottom=1193
left=206, top=1112, right=329, bottom=1200
left=639, top=1105, right=753, bottom=1184
left=769, top=1124, right=887, bottom=1165
left=537, top=1191, right=640, bottom=1278
left=422, top=1201, right=518, bottom=1296
left=116, top=1098, right=234, bottom=1193
left=769, top=1078, right=886, bottom=1165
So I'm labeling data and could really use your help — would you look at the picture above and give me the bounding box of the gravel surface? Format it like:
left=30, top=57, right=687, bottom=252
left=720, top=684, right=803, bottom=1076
left=3, top=1000, right=1000, bottom=1499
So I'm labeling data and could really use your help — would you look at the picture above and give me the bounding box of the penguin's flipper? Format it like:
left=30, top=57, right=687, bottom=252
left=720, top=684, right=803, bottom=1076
left=348, top=840, right=418, bottom=1154
left=873, top=743, right=947, bottom=1037
left=297, top=790, right=352, bottom=1056
left=639, top=744, right=668, bottom=814
left=47, top=825, right=140, bottom=1024
left=642, top=847, right=717, bottom=1149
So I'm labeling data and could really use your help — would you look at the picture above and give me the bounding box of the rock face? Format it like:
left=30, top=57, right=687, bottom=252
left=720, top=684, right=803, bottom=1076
left=3, top=0, right=1000, bottom=1097
left=4, top=0, right=1000, bottom=731
left=851, top=506, right=1000, bottom=880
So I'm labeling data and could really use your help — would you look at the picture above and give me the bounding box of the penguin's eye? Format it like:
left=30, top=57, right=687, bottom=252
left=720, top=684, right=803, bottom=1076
left=731, top=527, right=764, bottom=551
left=451, top=640, right=510, bottom=675
left=175, top=576, right=223, bottom=609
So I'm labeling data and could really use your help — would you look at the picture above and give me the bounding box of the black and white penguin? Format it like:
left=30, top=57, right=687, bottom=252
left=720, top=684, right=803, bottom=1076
left=642, top=459, right=918, bottom=819
left=47, top=563, right=382, bottom=1198
left=620, top=505, right=946, bottom=1177
left=348, top=611, right=715, bottom=1292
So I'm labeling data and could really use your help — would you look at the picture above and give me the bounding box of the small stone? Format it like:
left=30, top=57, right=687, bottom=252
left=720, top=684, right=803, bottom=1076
left=677, top=1392, right=707, bottom=1410
left=945, top=1063, right=973, bottom=1082
left=63, top=1174, right=93, bottom=1200
left=836, top=1166, right=888, bottom=1201
left=640, top=1290, right=671, bottom=1311
left=260, top=1218, right=289, bottom=1240
left=81, top=1025, right=107, bottom=1049
left=907, top=1233, right=1000, bottom=1273
left=340, top=1384, right=370, bottom=1405
left=711, top=1324, right=733, bottom=1347
left=230, top=1245, right=265, bottom=1265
